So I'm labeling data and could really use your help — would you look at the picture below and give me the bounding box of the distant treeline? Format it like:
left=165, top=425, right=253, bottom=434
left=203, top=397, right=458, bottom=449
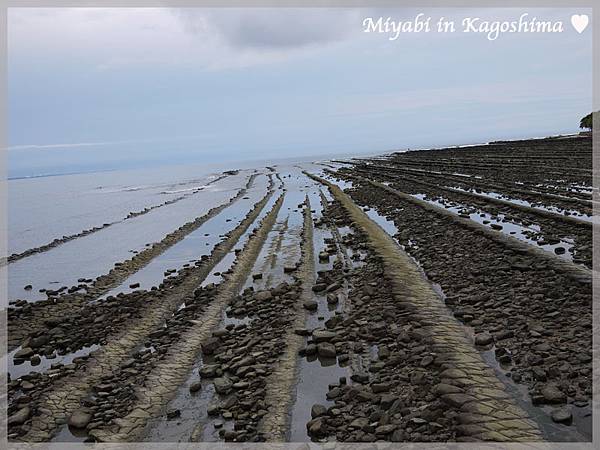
left=580, top=112, right=597, bottom=130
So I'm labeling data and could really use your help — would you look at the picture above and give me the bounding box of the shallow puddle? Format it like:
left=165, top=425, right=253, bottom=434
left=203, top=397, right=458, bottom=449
left=463, top=327, right=592, bottom=442
left=452, top=187, right=593, bottom=222
left=7, top=344, right=100, bottom=380
left=101, top=176, right=270, bottom=298
left=289, top=178, right=350, bottom=442
left=411, top=193, right=577, bottom=262
left=9, top=172, right=256, bottom=303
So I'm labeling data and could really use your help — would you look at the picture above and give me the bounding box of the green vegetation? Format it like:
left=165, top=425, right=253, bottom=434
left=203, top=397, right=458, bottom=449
left=579, top=111, right=596, bottom=130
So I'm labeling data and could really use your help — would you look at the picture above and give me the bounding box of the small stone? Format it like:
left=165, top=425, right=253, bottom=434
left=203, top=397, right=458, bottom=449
left=311, top=404, right=327, bottom=418
left=390, top=429, right=404, bottom=442
left=305, top=344, right=317, bottom=356
left=199, top=364, right=218, bottom=378
left=8, top=407, right=30, bottom=426
left=474, top=332, right=493, bottom=346
left=317, top=343, right=336, bottom=358
left=372, top=382, right=390, bottom=393
left=14, top=348, right=34, bottom=359
left=541, top=384, right=567, bottom=404
left=303, top=300, right=318, bottom=311
left=189, top=381, right=202, bottom=393
left=21, top=381, right=35, bottom=391
left=312, top=329, right=336, bottom=343
left=433, top=383, right=463, bottom=396
left=551, top=408, right=572, bottom=424
left=376, top=424, right=397, bottom=435
left=350, top=417, right=369, bottom=429
left=68, top=410, right=92, bottom=428
left=254, top=290, right=272, bottom=301
left=166, top=409, right=181, bottom=420
left=213, top=377, right=233, bottom=395
left=306, top=417, right=325, bottom=437
left=420, top=355, right=434, bottom=367
left=312, top=283, right=327, bottom=292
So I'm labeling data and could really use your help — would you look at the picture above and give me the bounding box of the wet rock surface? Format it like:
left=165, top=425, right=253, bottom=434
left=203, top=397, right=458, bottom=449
left=5, top=142, right=592, bottom=443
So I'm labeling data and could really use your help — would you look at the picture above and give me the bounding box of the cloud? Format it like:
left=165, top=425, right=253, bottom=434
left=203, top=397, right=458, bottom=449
left=8, top=8, right=366, bottom=72
left=175, top=8, right=362, bottom=50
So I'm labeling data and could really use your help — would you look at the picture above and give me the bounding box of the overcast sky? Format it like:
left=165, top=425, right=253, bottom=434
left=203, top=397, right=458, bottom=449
left=8, top=7, right=592, bottom=176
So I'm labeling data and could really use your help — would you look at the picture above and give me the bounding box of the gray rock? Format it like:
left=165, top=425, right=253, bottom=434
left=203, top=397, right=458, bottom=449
left=474, top=332, right=493, bottom=346
left=303, top=300, right=318, bottom=311
left=68, top=409, right=92, bottom=428
left=306, top=417, right=326, bottom=437
left=311, top=404, right=327, bottom=418
left=420, top=355, right=434, bottom=367
left=166, top=409, right=181, bottom=420
left=189, top=381, right=202, bottom=393
left=254, top=290, right=272, bottom=301
left=201, top=337, right=220, bottom=355
left=551, top=407, right=572, bottom=424
left=325, top=282, right=341, bottom=292
left=214, top=377, right=233, bottom=395
left=312, top=284, right=327, bottom=292
left=199, top=364, right=218, bottom=378
left=30, top=335, right=50, bottom=348
left=541, top=384, right=567, bottom=404
left=390, top=429, right=405, bottom=442
left=305, top=344, right=317, bottom=356
left=8, top=406, right=30, bottom=426
left=312, top=329, right=336, bottom=343
left=350, top=417, right=369, bottom=429
left=372, top=382, right=390, bottom=393
left=317, top=342, right=336, bottom=358
left=375, top=424, right=397, bottom=435
left=433, top=383, right=463, bottom=396
left=14, top=347, right=34, bottom=359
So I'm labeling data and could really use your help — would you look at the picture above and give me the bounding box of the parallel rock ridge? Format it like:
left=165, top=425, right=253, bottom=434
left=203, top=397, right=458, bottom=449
left=7, top=137, right=591, bottom=444
left=312, top=174, right=542, bottom=442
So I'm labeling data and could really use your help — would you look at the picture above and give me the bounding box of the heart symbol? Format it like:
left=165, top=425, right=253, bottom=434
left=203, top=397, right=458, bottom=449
left=571, top=14, right=589, bottom=34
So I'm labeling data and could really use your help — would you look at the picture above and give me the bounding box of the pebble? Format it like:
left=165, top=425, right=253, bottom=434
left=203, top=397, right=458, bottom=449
left=551, top=407, right=573, bottom=424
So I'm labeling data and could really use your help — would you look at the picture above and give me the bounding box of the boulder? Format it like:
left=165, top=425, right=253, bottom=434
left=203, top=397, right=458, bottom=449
left=14, top=347, right=34, bottom=359
left=214, top=377, right=233, bottom=395
left=541, top=384, right=567, bottom=404
left=311, top=404, right=327, bottom=418
left=474, top=332, right=493, bottom=346
left=254, top=290, right=272, bottom=301
left=189, top=381, right=202, bottom=393
left=551, top=407, right=572, bottom=424
left=8, top=406, right=30, bottom=426
left=303, top=300, right=318, bottom=311
left=312, top=329, right=336, bottom=343
left=317, top=343, right=336, bottom=358
left=68, top=409, right=92, bottom=428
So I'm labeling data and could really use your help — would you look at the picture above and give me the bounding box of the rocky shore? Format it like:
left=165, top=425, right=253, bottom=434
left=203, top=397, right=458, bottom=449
left=6, top=136, right=593, bottom=443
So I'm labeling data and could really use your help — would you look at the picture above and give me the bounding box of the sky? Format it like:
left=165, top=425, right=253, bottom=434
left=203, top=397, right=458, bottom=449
left=7, top=7, right=593, bottom=177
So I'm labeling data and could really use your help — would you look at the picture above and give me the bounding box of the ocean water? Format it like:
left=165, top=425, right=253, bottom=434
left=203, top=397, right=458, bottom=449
left=4, top=156, right=339, bottom=303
